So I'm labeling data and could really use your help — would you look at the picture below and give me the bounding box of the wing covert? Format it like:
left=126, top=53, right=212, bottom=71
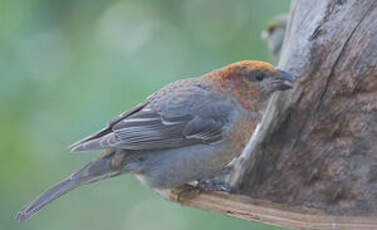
left=71, top=80, right=236, bottom=152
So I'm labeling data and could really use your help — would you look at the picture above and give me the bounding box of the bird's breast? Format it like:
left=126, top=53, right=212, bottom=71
left=225, top=113, right=259, bottom=157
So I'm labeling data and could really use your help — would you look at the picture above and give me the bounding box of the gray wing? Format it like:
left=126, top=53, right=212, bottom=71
left=69, top=102, right=147, bottom=151
left=70, top=81, right=236, bottom=152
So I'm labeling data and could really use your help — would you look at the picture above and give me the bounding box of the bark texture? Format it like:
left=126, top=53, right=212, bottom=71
left=161, top=0, right=377, bottom=229
left=240, top=0, right=377, bottom=216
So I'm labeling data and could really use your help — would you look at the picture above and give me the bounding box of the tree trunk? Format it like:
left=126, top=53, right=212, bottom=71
left=160, top=0, right=377, bottom=229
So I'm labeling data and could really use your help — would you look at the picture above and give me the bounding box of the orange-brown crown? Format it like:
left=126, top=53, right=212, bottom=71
left=203, top=60, right=277, bottom=110
left=217, top=60, right=276, bottom=80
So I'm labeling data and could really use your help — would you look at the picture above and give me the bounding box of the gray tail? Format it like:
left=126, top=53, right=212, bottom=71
left=16, top=152, right=124, bottom=222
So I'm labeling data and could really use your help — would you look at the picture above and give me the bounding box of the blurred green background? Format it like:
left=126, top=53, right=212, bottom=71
left=1, top=0, right=290, bottom=229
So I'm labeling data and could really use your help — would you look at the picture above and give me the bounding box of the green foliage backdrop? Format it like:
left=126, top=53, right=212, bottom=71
left=0, top=0, right=290, bottom=229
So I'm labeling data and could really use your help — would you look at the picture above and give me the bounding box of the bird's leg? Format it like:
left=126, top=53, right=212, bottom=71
left=176, top=178, right=231, bottom=202
left=175, top=165, right=234, bottom=201
left=195, top=165, right=233, bottom=192
left=196, top=178, right=231, bottom=193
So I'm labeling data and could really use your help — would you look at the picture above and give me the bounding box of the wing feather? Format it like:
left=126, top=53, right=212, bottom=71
left=70, top=80, right=236, bottom=152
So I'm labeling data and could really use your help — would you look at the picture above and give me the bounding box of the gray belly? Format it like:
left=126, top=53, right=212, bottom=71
left=124, top=142, right=231, bottom=189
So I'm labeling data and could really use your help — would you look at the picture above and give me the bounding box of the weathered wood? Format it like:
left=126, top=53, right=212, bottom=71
left=160, top=0, right=377, bottom=229
left=241, top=0, right=377, bottom=216
left=160, top=189, right=377, bottom=230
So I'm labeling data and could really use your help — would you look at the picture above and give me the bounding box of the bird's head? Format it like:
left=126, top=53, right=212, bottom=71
left=261, top=14, right=288, bottom=62
left=207, top=60, right=295, bottom=110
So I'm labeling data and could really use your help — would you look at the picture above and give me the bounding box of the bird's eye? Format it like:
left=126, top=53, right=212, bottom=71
left=255, top=72, right=264, bottom=82
left=268, top=26, right=275, bottom=34
left=247, top=70, right=266, bottom=83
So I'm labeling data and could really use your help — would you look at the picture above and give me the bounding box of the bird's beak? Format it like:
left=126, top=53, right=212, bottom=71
left=275, top=69, right=296, bottom=90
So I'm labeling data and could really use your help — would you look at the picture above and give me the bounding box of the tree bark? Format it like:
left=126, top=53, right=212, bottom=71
left=160, top=0, right=377, bottom=229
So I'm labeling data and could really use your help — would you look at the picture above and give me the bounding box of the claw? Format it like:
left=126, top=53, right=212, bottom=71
left=196, top=180, right=231, bottom=192
left=174, top=180, right=231, bottom=202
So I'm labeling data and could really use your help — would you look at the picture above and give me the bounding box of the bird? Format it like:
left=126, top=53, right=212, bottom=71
left=261, top=14, right=288, bottom=63
left=16, top=60, right=295, bottom=221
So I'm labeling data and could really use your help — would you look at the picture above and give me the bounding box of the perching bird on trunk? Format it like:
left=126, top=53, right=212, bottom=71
left=261, top=14, right=289, bottom=63
left=17, top=60, right=295, bottom=221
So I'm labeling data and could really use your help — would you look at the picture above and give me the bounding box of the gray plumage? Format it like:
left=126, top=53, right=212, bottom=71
left=17, top=78, right=248, bottom=221
left=70, top=79, right=237, bottom=152
left=17, top=61, right=296, bottom=222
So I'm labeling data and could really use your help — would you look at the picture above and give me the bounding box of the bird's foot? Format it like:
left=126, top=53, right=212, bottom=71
left=196, top=179, right=231, bottom=192
left=176, top=180, right=231, bottom=202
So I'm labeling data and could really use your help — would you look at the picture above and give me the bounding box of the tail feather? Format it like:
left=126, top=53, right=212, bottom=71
left=16, top=153, right=124, bottom=221
left=16, top=176, right=78, bottom=221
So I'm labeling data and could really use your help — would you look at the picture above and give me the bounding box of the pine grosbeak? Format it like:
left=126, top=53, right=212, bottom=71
left=17, top=60, right=295, bottom=221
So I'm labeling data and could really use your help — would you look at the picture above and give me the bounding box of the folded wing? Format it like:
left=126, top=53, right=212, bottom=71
left=70, top=80, right=236, bottom=152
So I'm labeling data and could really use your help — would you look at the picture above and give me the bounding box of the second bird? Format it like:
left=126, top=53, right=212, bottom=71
left=17, top=60, right=295, bottom=221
